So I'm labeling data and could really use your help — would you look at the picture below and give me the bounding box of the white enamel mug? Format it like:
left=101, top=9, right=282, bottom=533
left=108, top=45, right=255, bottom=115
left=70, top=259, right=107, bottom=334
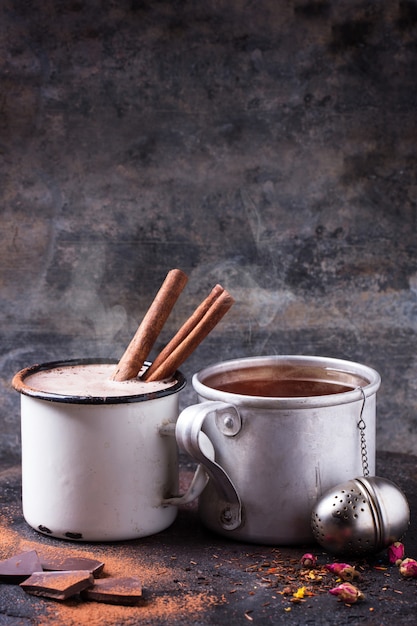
left=176, top=355, right=381, bottom=545
left=12, top=359, right=207, bottom=542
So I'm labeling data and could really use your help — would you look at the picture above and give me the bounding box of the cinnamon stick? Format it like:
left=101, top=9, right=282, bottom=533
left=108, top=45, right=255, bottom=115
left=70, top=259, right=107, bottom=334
left=142, top=284, right=224, bottom=380
left=144, top=289, right=234, bottom=382
left=112, top=269, right=188, bottom=381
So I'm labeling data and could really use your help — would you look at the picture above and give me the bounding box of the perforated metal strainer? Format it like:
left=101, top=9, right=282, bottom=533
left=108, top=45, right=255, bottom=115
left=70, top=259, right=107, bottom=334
left=311, top=389, right=410, bottom=555
left=311, top=475, right=410, bottom=555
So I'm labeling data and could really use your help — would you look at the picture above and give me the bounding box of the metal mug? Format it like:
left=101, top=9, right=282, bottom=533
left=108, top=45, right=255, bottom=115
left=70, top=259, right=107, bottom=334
left=12, top=359, right=208, bottom=542
left=176, top=355, right=381, bottom=545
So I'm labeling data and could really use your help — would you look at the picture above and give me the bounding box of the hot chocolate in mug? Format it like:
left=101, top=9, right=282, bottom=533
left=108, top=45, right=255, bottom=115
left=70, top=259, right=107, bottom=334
left=175, top=355, right=381, bottom=545
left=12, top=359, right=208, bottom=541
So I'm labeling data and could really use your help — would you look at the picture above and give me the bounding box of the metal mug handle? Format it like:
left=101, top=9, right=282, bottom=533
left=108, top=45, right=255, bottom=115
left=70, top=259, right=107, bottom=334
left=172, top=401, right=243, bottom=530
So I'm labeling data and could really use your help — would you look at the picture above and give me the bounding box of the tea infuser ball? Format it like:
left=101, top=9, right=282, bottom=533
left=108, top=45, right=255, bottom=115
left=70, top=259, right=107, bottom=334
left=311, top=388, right=410, bottom=556
left=311, top=475, right=410, bottom=556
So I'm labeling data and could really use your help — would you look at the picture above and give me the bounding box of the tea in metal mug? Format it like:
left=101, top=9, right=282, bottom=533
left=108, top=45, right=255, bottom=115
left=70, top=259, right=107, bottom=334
left=12, top=359, right=208, bottom=541
left=176, top=355, right=381, bottom=545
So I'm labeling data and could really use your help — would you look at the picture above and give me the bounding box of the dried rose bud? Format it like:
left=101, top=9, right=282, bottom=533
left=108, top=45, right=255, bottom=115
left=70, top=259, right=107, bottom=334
left=329, top=582, right=364, bottom=603
left=399, top=558, right=417, bottom=578
left=326, top=563, right=360, bottom=581
left=300, top=553, right=317, bottom=568
left=387, top=542, right=405, bottom=566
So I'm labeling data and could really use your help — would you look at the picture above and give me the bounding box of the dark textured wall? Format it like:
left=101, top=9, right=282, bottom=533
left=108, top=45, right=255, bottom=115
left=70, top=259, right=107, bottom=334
left=1, top=0, right=417, bottom=462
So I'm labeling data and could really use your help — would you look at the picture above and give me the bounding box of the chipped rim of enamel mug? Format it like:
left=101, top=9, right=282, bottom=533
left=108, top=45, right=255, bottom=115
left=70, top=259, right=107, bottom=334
left=12, top=358, right=186, bottom=405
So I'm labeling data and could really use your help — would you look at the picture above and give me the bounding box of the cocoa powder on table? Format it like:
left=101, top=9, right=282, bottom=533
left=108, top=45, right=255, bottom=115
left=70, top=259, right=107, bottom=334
left=0, top=524, right=220, bottom=626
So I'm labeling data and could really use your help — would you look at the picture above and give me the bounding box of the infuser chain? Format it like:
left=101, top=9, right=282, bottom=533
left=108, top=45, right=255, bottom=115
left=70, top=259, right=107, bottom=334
left=357, top=387, right=369, bottom=477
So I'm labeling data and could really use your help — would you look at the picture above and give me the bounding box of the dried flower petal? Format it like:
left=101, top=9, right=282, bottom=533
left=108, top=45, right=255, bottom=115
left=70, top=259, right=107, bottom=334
left=329, top=582, right=364, bottom=604
left=293, top=586, right=307, bottom=599
left=326, top=563, right=360, bottom=581
left=387, top=542, right=405, bottom=566
left=399, top=558, right=417, bottom=578
left=300, top=553, right=317, bottom=568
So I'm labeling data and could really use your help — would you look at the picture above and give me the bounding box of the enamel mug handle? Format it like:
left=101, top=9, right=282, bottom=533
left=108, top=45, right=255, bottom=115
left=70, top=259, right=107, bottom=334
left=173, top=401, right=242, bottom=530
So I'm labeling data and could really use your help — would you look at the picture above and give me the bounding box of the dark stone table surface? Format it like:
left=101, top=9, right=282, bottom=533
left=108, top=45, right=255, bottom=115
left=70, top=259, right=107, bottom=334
left=0, top=451, right=416, bottom=625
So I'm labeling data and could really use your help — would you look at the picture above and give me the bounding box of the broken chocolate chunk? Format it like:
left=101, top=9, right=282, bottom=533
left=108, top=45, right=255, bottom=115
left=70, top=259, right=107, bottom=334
left=81, top=576, right=144, bottom=606
left=20, top=570, right=94, bottom=600
left=0, top=550, right=43, bottom=583
left=40, top=555, right=104, bottom=577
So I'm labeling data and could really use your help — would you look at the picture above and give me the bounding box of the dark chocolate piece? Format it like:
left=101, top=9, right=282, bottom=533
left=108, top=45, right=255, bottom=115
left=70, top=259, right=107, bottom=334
left=20, top=570, right=94, bottom=600
left=81, top=576, right=144, bottom=606
left=40, top=555, right=105, bottom=577
left=0, top=550, right=43, bottom=583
